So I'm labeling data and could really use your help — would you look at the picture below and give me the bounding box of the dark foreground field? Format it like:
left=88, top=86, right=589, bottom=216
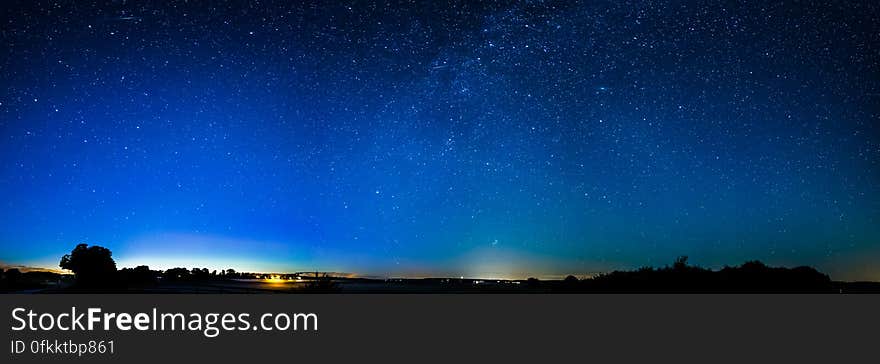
left=4, top=264, right=880, bottom=293
left=109, top=278, right=880, bottom=294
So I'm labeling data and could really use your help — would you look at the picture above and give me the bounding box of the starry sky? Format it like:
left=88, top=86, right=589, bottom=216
left=1, top=1, right=878, bottom=280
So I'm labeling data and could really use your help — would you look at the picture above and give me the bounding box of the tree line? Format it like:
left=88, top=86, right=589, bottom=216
left=2, top=243, right=848, bottom=293
left=56, top=243, right=278, bottom=289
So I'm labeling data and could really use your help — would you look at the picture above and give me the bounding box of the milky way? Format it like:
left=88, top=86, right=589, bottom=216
left=1, top=1, right=878, bottom=279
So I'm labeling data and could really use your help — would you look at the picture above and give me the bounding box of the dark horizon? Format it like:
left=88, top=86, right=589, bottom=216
left=6, top=245, right=880, bottom=294
left=4, top=242, right=880, bottom=293
left=3, top=244, right=878, bottom=284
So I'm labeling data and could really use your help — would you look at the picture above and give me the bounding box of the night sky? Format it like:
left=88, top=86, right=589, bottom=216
left=1, top=1, right=878, bottom=280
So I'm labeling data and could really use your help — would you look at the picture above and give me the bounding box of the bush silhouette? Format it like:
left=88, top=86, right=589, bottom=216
left=59, top=244, right=117, bottom=288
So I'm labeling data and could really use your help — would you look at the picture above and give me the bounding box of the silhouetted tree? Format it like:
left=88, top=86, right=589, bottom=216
left=190, top=268, right=210, bottom=280
left=584, top=257, right=833, bottom=293
left=303, top=273, right=340, bottom=292
left=673, top=255, right=689, bottom=270
left=119, top=265, right=159, bottom=286
left=59, top=244, right=117, bottom=288
left=163, top=267, right=191, bottom=282
left=4, top=268, right=22, bottom=288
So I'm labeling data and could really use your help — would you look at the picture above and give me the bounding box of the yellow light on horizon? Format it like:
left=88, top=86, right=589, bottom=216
left=264, top=275, right=285, bottom=284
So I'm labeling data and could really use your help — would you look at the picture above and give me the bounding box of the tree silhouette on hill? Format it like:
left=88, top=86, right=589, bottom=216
left=59, top=243, right=117, bottom=288
left=577, top=256, right=833, bottom=293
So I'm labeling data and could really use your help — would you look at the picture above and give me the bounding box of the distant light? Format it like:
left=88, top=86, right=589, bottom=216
left=264, top=275, right=285, bottom=283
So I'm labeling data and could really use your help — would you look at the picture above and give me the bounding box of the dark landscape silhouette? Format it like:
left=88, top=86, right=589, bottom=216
left=2, top=244, right=878, bottom=293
